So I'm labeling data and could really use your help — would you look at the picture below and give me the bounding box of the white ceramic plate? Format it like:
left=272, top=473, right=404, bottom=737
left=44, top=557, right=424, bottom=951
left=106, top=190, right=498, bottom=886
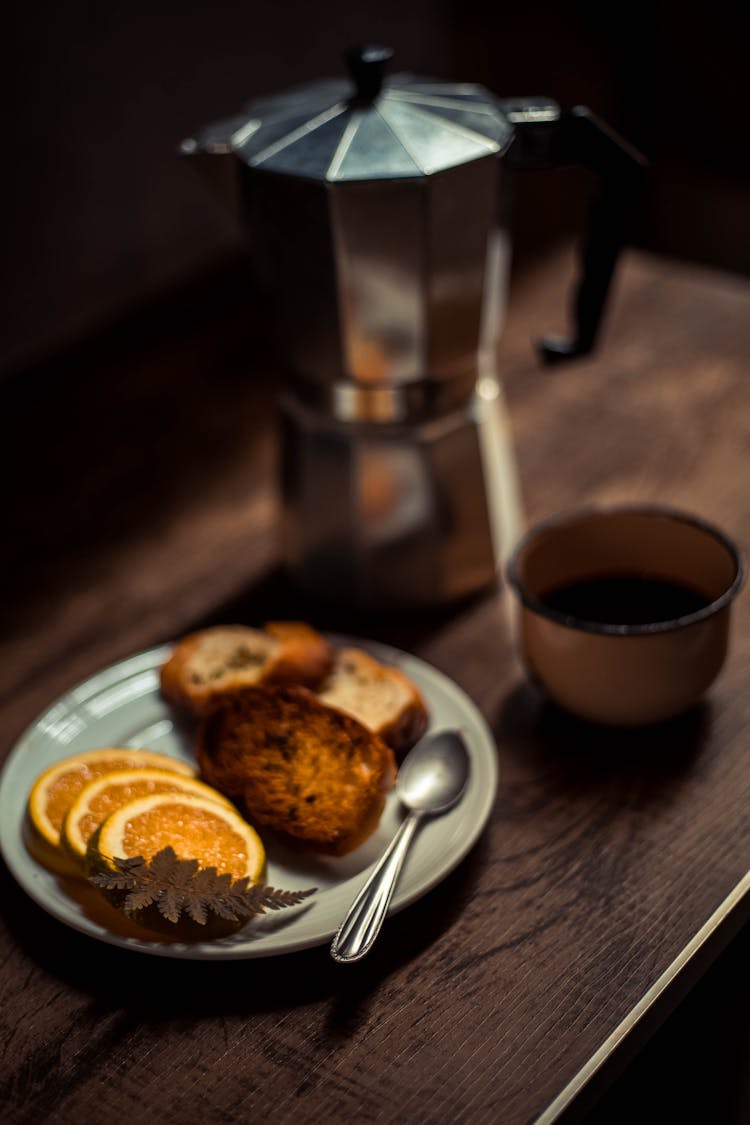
left=0, top=637, right=498, bottom=960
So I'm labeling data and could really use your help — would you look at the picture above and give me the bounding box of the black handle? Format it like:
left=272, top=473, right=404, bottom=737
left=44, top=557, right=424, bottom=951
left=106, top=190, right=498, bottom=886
left=500, top=98, right=647, bottom=364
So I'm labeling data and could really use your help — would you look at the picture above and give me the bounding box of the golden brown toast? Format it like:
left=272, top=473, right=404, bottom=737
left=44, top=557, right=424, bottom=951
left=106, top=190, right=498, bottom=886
left=196, top=685, right=397, bottom=856
left=317, top=647, right=429, bottom=757
left=160, top=622, right=334, bottom=716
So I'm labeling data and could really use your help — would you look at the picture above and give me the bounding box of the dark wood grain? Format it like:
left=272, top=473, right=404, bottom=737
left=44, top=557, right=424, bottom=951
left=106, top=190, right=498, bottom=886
left=2, top=248, right=750, bottom=1124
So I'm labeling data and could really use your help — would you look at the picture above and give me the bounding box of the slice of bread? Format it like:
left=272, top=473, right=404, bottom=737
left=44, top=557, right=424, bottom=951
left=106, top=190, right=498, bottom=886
left=196, top=685, right=397, bottom=856
left=317, top=647, right=429, bottom=757
left=160, top=622, right=334, bottom=716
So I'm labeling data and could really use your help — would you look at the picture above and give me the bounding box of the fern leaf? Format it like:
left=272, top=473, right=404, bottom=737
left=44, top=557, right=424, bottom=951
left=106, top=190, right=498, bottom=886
left=89, top=846, right=316, bottom=930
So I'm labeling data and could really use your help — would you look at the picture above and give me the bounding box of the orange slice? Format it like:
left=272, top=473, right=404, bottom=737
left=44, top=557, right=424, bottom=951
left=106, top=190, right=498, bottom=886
left=27, top=748, right=194, bottom=875
left=61, top=768, right=234, bottom=869
left=89, top=793, right=266, bottom=884
left=87, top=793, right=267, bottom=940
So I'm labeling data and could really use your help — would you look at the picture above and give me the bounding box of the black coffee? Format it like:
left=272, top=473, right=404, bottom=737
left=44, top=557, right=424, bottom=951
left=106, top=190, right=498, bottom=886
left=539, top=574, right=710, bottom=626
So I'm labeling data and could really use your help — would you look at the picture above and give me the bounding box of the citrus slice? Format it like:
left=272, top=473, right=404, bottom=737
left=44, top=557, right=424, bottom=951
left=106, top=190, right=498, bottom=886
left=89, top=793, right=265, bottom=884
left=27, top=748, right=194, bottom=875
left=61, top=769, right=234, bottom=869
left=87, top=793, right=267, bottom=940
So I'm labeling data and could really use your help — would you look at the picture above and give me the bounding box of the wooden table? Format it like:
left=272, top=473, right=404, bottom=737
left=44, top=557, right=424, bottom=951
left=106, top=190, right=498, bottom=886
left=2, top=248, right=750, bottom=1123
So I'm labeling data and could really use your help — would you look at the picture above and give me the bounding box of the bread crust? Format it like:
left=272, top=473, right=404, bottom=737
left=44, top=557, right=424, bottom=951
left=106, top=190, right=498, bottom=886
left=318, top=648, right=429, bottom=757
left=196, top=685, right=396, bottom=856
left=261, top=622, right=335, bottom=689
left=160, top=623, right=334, bottom=715
left=377, top=693, right=430, bottom=757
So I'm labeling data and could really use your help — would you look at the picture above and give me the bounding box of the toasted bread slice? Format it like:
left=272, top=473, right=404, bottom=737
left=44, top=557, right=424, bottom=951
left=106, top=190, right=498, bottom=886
left=196, top=685, right=396, bottom=856
left=317, top=647, right=429, bottom=757
left=160, top=622, right=334, bottom=716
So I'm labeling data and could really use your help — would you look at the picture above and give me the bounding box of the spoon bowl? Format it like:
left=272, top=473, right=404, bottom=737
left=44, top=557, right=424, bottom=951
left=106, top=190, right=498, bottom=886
left=398, top=729, right=471, bottom=814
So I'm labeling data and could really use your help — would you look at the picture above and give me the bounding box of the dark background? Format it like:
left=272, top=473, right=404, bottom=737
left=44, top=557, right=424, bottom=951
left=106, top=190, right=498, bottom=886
left=2, top=0, right=748, bottom=379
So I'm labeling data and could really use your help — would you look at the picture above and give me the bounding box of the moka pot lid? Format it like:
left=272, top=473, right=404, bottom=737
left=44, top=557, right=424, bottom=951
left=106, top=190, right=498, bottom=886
left=181, top=45, right=514, bottom=182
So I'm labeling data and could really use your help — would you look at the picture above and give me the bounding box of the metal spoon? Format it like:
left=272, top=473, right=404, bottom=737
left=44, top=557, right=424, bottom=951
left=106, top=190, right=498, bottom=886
left=330, top=729, right=470, bottom=963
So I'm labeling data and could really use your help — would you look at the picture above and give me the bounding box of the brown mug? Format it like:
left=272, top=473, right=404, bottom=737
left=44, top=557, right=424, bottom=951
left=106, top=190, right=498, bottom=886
left=507, top=505, right=744, bottom=726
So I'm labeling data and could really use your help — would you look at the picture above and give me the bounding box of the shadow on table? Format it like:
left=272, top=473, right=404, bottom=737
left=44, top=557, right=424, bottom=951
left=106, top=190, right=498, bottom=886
left=494, top=678, right=713, bottom=811
left=0, top=829, right=489, bottom=1028
left=181, top=562, right=493, bottom=656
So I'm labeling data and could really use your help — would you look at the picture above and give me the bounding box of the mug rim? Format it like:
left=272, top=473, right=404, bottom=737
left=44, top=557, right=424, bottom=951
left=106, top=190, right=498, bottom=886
left=506, top=503, right=746, bottom=637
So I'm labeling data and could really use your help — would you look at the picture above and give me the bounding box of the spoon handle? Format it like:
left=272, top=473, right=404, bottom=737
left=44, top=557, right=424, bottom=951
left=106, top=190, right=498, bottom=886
left=330, top=812, right=422, bottom=963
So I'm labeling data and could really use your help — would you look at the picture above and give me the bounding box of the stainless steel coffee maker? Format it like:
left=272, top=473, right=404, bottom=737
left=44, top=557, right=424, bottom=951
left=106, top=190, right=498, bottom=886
left=182, top=46, right=644, bottom=608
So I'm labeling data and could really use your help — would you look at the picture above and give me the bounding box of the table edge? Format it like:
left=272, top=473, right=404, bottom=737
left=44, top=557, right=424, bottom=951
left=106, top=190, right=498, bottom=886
left=537, top=870, right=750, bottom=1123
